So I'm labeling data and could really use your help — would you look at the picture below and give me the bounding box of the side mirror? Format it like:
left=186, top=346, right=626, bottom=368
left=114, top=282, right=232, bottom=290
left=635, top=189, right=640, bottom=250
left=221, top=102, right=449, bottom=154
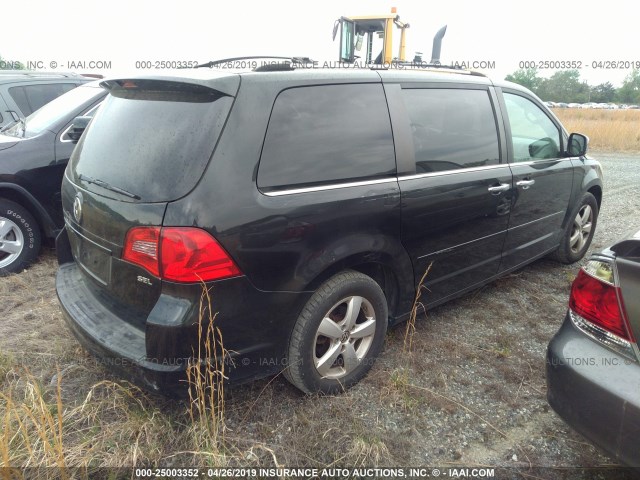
left=567, top=133, right=588, bottom=157
left=67, top=116, right=92, bottom=144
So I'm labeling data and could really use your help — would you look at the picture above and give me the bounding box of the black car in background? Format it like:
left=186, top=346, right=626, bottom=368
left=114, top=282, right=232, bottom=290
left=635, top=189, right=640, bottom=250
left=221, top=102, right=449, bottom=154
left=55, top=67, right=603, bottom=395
left=0, top=82, right=106, bottom=275
left=547, top=230, right=640, bottom=466
left=0, top=71, right=92, bottom=128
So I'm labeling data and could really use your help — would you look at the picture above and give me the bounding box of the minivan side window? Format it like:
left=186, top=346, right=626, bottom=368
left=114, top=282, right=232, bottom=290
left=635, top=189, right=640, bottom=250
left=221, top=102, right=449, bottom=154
left=503, top=93, right=561, bottom=162
left=258, top=84, right=395, bottom=190
left=401, top=88, right=500, bottom=173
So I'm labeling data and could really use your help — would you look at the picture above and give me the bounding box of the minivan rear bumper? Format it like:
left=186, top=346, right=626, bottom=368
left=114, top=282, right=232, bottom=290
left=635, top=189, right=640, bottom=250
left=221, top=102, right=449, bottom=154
left=57, top=262, right=187, bottom=394
left=57, top=261, right=309, bottom=396
left=547, top=314, right=640, bottom=467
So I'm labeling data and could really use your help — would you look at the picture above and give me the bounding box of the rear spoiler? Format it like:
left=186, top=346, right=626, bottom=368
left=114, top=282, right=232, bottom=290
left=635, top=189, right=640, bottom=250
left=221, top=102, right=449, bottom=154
left=100, top=75, right=240, bottom=98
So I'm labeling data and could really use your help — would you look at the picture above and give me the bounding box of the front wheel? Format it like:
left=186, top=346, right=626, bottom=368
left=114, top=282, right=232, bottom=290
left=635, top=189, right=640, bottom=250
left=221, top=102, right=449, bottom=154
left=551, top=192, right=599, bottom=264
left=284, top=270, right=388, bottom=394
left=0, top=200, right=41, bottom=276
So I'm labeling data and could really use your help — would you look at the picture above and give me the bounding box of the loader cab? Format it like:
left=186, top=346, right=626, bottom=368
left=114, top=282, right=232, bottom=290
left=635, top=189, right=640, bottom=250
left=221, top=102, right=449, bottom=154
left=333, top=8, right=409, bottom=65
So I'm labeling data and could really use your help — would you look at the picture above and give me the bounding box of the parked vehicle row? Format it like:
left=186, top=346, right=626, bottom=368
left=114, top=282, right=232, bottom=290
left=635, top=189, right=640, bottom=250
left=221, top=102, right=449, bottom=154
left=545, top=101, right=639, bottom=109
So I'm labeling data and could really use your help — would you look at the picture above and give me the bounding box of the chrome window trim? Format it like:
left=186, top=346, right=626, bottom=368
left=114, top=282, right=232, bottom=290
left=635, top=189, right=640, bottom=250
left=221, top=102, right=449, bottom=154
left=260, top=158, right=572, bottom=193
left=260, top=177, right=398, bottom=197
left=508, top=157, right=573, bottom=166
left=398, top=163, right=509, bottom=181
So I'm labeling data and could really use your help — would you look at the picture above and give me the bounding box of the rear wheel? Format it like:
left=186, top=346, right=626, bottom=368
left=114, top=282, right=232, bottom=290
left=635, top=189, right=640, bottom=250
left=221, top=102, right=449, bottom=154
left=0, top=200, right=41, bottom=276
left=551, top=192, right=598, bottom=264
left=285, top=270, right=388, bottom=394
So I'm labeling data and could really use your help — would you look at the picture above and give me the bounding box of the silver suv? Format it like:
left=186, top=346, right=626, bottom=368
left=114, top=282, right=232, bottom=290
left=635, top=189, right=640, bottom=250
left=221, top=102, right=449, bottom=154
left=0, top=71, right=92, bottom=128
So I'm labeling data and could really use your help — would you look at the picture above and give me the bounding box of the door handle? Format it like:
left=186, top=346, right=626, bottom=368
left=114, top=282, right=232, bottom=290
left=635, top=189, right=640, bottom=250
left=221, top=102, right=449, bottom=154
left=516, top=179, right=535, bottom=189
left=488, top=183, right=510, bottom=194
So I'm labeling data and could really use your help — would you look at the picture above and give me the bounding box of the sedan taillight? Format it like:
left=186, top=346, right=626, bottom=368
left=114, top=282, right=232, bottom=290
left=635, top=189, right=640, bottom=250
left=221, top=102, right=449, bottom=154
left=123, top=227, right=241, bottom=283
left=569, top=259, right=636, bottom=359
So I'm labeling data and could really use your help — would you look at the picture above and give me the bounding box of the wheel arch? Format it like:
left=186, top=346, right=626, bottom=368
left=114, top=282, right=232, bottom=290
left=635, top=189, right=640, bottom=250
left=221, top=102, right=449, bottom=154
left=303, top=250, right=414, bottom=322
left=587, top=184, right=602, bottom=209
left=0, top=183, right=58, bottom=238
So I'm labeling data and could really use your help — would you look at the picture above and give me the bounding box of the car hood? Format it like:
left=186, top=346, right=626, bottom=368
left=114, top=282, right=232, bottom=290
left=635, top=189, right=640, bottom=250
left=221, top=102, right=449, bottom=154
left=0, top=133, right=19, bottom=152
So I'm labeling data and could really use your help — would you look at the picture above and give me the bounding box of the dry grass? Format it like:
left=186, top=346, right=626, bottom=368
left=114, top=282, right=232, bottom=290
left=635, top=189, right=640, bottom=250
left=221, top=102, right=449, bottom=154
left=403, top=262, right=432, bottom=353
left=553, top=108, right=640, bottom=151
left=346, top=436, right=391, bottom=466
left=0, top=280, right=233, bottom=475
left=0, top=368, right=185, bottom=470
left=1, top=369, right=65, bottom=472
left=184, top=286, right=227, bottom=465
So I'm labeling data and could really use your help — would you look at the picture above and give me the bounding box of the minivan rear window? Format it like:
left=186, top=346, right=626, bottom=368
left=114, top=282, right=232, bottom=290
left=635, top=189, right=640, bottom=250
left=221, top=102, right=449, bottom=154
left=69, top=82, right=233, bottom=202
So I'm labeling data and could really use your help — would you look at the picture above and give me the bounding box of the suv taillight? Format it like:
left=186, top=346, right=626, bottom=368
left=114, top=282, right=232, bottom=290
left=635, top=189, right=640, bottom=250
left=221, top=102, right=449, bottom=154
left=569, top=260, right=636, bottom=358
left=123, top=227, right=241, bottom=282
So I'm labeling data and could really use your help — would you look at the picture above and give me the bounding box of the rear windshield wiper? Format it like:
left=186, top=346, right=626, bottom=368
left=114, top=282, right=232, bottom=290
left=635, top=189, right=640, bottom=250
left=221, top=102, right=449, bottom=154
left=79, top=174, right=141, bottom=200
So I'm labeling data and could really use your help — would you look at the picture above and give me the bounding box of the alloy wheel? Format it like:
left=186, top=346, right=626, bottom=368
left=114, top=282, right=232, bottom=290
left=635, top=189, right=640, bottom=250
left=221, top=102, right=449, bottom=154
left=0, top=217, right=24, bottom=269
left=313, top=296, right=376, bottom=379
left=569, top=204, right=593, bottom=254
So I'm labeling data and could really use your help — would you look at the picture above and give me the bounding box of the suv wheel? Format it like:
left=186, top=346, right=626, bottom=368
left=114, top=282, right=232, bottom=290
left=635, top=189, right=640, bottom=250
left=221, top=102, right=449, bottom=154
left=0, top=200, right=41, bottom=276
left=551, top=192, right=598, bottom=264
left=285, top=270, right=388, bottom=394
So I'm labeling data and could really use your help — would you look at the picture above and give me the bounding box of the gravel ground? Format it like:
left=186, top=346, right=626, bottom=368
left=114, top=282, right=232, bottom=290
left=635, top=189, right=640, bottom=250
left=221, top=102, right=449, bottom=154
left=1, top=150, right=639, bottom=478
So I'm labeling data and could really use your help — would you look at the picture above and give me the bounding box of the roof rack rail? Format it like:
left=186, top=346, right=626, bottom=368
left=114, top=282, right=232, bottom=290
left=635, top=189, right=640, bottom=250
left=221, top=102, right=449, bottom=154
left=196, top=56, right=315, bottom=69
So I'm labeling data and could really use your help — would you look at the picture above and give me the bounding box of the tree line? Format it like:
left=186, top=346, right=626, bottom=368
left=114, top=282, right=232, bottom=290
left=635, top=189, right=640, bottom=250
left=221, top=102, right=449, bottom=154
left=0, top=55, right=25, bottom=70
left=505, top=68, right=640, bottom=104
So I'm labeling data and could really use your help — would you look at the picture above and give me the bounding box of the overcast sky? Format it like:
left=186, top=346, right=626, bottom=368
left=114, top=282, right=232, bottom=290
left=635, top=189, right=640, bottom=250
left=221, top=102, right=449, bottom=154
left=2, top=0, right=637, bottom=87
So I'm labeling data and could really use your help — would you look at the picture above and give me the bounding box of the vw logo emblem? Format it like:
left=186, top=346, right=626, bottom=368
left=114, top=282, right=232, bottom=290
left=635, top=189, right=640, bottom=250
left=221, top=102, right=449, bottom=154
left=73, top=192, right=83, bottom=223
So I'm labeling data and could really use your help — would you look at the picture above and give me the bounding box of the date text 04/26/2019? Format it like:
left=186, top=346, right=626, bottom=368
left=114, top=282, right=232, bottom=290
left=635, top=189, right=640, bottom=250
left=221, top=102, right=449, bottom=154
left=519, top=60, right=640, bottom=69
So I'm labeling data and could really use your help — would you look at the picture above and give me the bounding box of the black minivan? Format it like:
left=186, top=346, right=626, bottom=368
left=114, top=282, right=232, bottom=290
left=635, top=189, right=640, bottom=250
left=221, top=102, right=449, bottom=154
left=55, top=67, right=603, bottom=395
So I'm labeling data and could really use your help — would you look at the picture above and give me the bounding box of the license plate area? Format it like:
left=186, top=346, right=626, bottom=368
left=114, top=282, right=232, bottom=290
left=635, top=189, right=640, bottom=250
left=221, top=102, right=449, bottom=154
left=66, top=224, right=112, bottom=285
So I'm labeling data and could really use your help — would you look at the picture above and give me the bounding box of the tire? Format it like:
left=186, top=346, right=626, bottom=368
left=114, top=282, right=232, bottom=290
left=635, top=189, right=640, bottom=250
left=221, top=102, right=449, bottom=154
left=0, top=200, right=41, bottom=276
left=551, top=192, right=598, bottom=264
left=284, top=270, right=388, bottom=395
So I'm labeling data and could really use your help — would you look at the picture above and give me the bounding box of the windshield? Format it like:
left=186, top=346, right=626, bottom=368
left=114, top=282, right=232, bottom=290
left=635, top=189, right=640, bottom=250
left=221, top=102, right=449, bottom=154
left=69, top=81, right=234, bottom=203
left=4, top=84, right=104, bottom=138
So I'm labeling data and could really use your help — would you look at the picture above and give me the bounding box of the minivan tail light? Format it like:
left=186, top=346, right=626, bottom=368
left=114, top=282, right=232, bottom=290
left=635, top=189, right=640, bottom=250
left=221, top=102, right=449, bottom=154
left=122, top=227, right=160, bottom=277
left=160, top=228, right=241, bottom=282
left=122, top=227, right=241, bottom=283
left=569, top=260, right=636, bottom=359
